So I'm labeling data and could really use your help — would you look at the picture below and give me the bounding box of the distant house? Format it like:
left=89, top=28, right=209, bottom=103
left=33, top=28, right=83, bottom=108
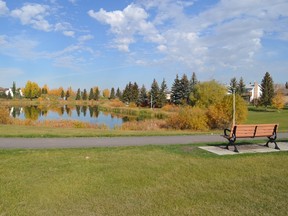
left=245, top=82, right=262, bottom=102
left=0, top=87, right=23, bottom=98
left=0, top=87, right=13, bottom=98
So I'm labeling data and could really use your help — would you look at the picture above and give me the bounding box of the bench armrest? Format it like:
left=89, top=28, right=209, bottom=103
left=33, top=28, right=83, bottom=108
left=223, top=128, right=231, bottom=137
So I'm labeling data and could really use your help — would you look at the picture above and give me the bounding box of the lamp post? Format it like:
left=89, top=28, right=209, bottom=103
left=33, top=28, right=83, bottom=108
left=232, top=88, right=236, bottom=126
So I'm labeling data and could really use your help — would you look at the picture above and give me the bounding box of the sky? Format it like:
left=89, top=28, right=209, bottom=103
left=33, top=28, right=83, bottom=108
left=0, top=0, right=288, bottom=91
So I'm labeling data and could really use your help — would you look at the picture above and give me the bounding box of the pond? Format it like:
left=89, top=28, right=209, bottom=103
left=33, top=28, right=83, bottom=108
left=8, top=105, right=124, bottom=128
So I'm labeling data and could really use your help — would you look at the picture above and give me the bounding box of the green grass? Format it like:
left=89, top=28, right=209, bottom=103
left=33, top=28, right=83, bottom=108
left=0, top=124, right=200, bottom=138
left=245, top=107, right=288, bottom=131
left=1, top=144, right=288, bottom=215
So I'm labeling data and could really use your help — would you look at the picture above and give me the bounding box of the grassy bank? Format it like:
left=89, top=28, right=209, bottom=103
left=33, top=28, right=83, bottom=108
left=0, top=124, right=200, bottom=137
left=0, top=144, right=288, bottom=215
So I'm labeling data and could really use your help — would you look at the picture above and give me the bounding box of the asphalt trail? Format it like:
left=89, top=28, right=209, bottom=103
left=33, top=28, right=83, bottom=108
left=0, top=133, right=287, bottom=149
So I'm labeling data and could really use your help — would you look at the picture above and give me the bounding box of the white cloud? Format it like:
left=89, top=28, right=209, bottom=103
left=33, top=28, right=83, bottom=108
left=63, top=30, right=75, bottom=37
left=88, top=4, right=165, bottom=52
left=10, top=3, right=52, bottom=32
left=68, top=0, right=77, bottom=5
left=78, top=34, right=94, bottom=43
left=0, top=0, right=9, bottom=15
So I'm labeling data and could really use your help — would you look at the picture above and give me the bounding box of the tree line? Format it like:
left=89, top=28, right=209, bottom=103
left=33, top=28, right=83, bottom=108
left=5, top=72, right=287, bottom=110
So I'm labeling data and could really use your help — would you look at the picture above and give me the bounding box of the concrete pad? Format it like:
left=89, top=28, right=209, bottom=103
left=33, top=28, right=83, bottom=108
left=199, top=142, right=288, bottom=155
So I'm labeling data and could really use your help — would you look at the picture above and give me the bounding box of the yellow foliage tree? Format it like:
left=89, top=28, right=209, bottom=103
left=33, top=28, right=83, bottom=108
left=102, top=88, right=110, bottom=98
left=189, top=80, right=227, bottom=108
left=272, top=90, right=285, bottom=110
left=207, top=94, right=248, bottom=129
left=23, top=81, right=41, bottom=100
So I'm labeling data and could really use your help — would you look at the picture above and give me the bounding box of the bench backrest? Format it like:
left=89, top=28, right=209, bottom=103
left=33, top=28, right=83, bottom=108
left=229, top=124, right=278, bottom=138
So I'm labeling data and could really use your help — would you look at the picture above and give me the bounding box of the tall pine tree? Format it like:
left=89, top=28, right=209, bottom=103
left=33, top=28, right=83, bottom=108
left=110, top=87, right=115, bottom=99
left=137, top=85, right=148, bottom=107
left=171, top=74, right=182, bottom=105
left=150, top=79, right=160, bottom=108
left=75, top=88, right=81, bottom=100
left=158, top=79, right=168, bottom=108
left=260, top=72, right=274, bottom=107
left=238, top=77, right=246, bottom=95
left=88, top=88, right=94, bottom=100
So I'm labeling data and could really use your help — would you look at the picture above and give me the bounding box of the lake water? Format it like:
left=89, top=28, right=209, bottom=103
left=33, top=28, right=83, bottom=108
left=9, top=105, right=124, bottom=128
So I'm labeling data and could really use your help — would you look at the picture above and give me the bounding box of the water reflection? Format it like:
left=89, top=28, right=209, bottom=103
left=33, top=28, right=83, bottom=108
left=9, top=105, right=123, bottom=128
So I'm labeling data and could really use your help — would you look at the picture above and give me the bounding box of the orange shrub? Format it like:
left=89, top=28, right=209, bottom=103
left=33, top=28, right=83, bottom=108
left=165, top=106, right=208, bottom=131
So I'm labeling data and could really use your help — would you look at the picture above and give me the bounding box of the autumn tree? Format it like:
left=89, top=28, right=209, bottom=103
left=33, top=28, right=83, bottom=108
left=260, top=72, right=274, bottom=107
left=190, top=80, right=227, bottom=108
left=207, top=94, right=248, bottom=129
left=272, top=89, right=285, bottom=110
left=23, top=81, right=41, bottom=100
left=102, top=89, right=110, bottom=98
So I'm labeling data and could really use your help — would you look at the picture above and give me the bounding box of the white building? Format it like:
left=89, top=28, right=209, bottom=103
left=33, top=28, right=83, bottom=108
left=245, top=82, right=262, bottom=102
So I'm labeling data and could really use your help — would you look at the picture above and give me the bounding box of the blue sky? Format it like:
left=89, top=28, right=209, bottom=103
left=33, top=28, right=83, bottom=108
left=0, top=0, right=288, bottom=91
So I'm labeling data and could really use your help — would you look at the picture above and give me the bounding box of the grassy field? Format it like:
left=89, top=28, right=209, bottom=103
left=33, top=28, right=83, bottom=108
left=1, top=144, right=288, bottom=215
left=245, top=107, right=288, bottom=131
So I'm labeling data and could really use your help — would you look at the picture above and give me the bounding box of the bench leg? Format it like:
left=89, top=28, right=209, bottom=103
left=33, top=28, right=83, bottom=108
left=265, top=140, right=280, bottom=150
left=226, top=139, right=239, bottom=153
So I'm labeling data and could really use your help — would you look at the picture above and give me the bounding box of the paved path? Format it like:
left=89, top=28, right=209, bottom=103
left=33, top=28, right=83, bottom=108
left=0, top=133, right=287, bottom=149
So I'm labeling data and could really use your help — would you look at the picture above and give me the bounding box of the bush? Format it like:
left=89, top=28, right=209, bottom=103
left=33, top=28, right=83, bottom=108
left=0, top=107, right=12, bottom=124
left=207, top=94, right=248, bottom=129
left=165, top=106, right=208, bottom=131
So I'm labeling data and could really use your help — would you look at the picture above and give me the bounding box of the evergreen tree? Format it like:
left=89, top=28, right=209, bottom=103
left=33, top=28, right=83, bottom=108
left=12, top=81, right=16, bottom=97
left=110, top=87, right=115, bottom=99
left=82, top=89, right=87, bottom=100
left=137, top=85, right=148, bottom=107
left=116, top=88, right=122, bottom=99
left=229, top=77, right=238, bottom=93
left=65, top=90, right=70, bottom=100
left=122, top=83, right=131, bottom=103
left=88, top=88, right=94, bottom=100
left=171, top=74, right=182, bottom=105
left=260, top=72, right=274, bottom=107
left=238, top=77, right=246, bottom=95
left=61, top=89, right=65, bottom=99
left=94, top=88, right=100, bottom=100
left=75, top=88, right=81, bottom=100
left=189, top=72, right=198, bottom=93
left=180, top=74, right=190, bottom=104
left=150, top=79, right=160, bottom=108
left=132, top=82, right=139, bottom=102
left=158, top=79, right=168, bottom=108
left=189, top=72, right=198, bottom=105
left=285, top=82, right=288, bottom=89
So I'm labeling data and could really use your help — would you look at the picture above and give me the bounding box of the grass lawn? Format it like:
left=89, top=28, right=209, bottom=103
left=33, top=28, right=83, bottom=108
left=245, top=107, right=288, bottom=131
left=1, top=144, right=288, bottom=215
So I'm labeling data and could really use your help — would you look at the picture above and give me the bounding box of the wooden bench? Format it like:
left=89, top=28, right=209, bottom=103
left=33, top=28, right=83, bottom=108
left=222, top=124, right=279, bottom=152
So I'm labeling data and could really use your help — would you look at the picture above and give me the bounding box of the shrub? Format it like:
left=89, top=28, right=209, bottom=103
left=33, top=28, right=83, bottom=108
left=207, top=94, right=248, bottom=129
left=110, top=99, right=125, bottom=107
left=165, top=106, right=208, bottom=131
left=0, top=107, right=12, bottom=124
left=161, top=104, right=180, bottom=112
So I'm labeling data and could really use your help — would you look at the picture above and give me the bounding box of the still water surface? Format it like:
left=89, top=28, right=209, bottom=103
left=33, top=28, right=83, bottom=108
left=9, top=105, right=123, bottom=128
